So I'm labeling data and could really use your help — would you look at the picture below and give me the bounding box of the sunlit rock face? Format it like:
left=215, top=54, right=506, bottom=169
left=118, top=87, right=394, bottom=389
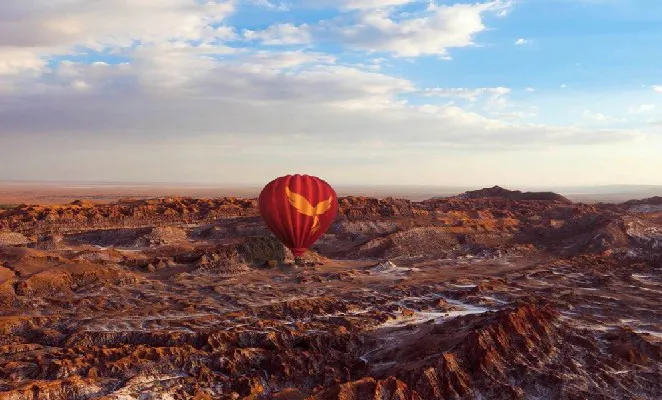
left=0, top=191, right=661, bottom=399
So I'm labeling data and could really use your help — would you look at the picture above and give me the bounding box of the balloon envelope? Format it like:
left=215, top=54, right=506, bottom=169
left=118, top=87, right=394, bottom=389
left=258, top=174, right=338, bottom=257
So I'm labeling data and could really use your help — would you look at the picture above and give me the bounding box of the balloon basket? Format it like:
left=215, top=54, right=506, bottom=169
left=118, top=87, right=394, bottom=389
left=294, top=256, right=305, bottom=266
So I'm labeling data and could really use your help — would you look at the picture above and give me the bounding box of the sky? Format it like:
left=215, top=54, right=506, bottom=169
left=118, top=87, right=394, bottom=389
left=0, top=0, right=661, bottom=188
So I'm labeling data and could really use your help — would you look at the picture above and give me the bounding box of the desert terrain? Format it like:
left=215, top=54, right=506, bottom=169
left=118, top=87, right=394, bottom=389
left=3, top=182, right=662, bottom=206
left=0, top=186, right=661, bottom=399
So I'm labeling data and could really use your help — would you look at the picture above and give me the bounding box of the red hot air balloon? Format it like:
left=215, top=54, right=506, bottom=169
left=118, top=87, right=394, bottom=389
left=258, top=174, right=338, bottom=263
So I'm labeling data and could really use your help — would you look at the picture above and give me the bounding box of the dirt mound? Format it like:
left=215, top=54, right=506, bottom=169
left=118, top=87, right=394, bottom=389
left=193, top=251, right=252, bottom=277
left=251, top=297, right=356, bottom=319
left=13, top=262, right=139, bottom=299
left=369, top=261, right=412, bottom=274
left=0, top=231, right=31, bottom=246
left=142, top=226, right=187, bottom=245
left=0, top=197, right=259, bottom=234
left=338, top=197, right=419, bottom=219
left=622, top=216, right=662, bottom=251
left=561, top=216, right=632, bottom=255
left=621, top=196, right=662, bottom=213
left=456, top=185, right=572, bottom=203
left=522, top=211, right=662, bottom=257
left=68, top=227, right=153, bottom=247
left=0, top=377, right=103, bottom=400
left=0, top=247, right=139, bottom=306
left=68, top=226, right=188, bottom=248
left=282, top=248, right=329, bottom=266
left=239, top=235, right=286, bottom=265
left=331, top=220, right=400, bottom=236
left=350, top=227, right=458, bottom=259
left=31, top=234, right=65, bottom=250
left=310, top=377, right=421, bottom=400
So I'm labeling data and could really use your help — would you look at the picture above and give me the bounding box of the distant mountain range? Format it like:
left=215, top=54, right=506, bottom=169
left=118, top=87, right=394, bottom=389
left=453, top=185, right=572, bottom=203
left=1, top=181, right=661, bottom=204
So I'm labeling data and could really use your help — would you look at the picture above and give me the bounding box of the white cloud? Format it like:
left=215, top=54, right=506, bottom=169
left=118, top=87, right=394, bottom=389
left=70, top=79, right=91, bottom=91
left=128, top=43, right=238, bottom=90
left=214, top=26, right=240, bottom=41
left=0, top=0, right=235, bottom=74
left=653, top=85, right=662, bottom=93
left=244, top=24, right=312, bottom=44
left=333, top=1, right=511, bottom=56
left=514, top=38, right=529, bottom=45
left=525, top=87, right=535, bottom=92
left=246, top=51, right=337, bottom=70
left=334, top=0, right=418, bottom=9
left=0, top=50, right=640, bottom=152
left=581, top=109, right=625, bottom=123
left=560, top=84, right=567, bottom=88
left=582, top=110, right=608, bottom=121
left=249, top=0, right=291, bottom=11
left=490, top=111, right=537, bottom=119
left=0, top=0, right=649, bottom=185
left=0, top=48, right=48, bottom=75
left=423, top=87, right=511, bottom=102
left=248, top=1, right=511, bottom=57
left=629, top=104, right=655, bottom=114
left=301, top=0, right=419, bottom=10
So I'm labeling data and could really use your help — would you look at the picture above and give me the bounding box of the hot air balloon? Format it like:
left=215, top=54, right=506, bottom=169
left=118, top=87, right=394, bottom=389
left=258, top=174, right=338, bottom=265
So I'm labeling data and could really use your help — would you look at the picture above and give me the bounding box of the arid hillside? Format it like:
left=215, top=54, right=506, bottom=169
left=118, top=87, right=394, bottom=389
left=0, top=189, right=660, bottom=399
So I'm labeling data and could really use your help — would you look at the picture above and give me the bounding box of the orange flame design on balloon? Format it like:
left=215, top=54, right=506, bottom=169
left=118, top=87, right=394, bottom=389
left=285, top=186, right=333, bottom=233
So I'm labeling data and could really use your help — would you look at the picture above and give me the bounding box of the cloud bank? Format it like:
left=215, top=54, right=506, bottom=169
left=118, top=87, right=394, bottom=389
left=0, top=0, right=656, bottom=185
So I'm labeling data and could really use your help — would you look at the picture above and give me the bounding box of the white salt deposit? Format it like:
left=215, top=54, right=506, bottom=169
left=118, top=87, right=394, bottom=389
left=629, top=204, right=662, bottom=213
left=480, top=295, right=508, bottom=304
left=105, top=374, right=185, bottom=400
left=379, top=296, right=489, bottom=328
left=635, top=330, right=662, bottom=338
left=368, top=261, right=416, bottom=277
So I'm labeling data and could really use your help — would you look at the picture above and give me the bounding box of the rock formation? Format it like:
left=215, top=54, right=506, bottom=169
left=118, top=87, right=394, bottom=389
left=0, top=189, right=660, bottom=399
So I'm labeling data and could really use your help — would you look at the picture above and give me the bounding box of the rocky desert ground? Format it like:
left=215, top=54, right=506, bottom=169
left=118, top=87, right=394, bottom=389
left=0, top=186, right=661, bottom=399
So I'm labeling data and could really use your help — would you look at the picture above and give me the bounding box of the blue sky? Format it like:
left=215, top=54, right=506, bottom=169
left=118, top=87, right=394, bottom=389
left=0, top=0, right=661, bottom=187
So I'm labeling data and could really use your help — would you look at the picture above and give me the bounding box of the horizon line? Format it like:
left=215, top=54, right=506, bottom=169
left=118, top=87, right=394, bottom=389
left=1, top=179, right=662, bottom=190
